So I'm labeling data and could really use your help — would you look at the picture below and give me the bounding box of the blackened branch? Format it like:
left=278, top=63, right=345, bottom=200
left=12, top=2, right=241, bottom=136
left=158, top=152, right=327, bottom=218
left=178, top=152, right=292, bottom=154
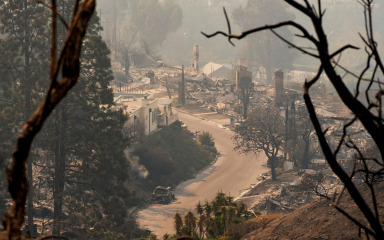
left=330, top=44, right=360, bottom=59
left=304, top=80, right=383, bottom=238
left=270, top=29, right=319, bottom=58
left=222, top=7, right=233, bottom=46
left=356, top=52, right=374, bottom=98
left=32, top=0, right=69, bottom=29
left=334, top=116, right=357, bottom=157
left=305, top=65, right=323, bottom=89
left=202, top=20, right=319, bottom=48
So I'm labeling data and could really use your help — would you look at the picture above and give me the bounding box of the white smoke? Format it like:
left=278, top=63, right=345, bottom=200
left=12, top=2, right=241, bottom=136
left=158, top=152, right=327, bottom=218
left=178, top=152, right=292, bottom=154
left=124, top=148, right=149, bottom=179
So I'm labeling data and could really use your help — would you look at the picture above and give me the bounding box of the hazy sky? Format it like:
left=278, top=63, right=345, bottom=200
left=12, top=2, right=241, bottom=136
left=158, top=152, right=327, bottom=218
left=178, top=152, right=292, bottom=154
left=96, top=0, right=383, bottom=72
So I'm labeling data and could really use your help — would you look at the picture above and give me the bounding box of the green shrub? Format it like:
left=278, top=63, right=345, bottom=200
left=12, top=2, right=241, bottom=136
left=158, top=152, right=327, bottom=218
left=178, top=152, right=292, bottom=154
left=133, top=121, right=217, bottom=193
left=198, top=131, right=215, bottom=147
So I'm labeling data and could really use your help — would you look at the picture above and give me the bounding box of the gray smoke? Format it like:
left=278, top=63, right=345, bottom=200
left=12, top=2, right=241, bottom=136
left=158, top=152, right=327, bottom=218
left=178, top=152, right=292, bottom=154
left=124, top=148, right=149, bottom=179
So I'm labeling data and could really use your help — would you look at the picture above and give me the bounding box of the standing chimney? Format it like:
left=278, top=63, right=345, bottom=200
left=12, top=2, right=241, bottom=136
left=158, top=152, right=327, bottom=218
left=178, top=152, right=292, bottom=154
left=191, top=45, right=199, bottom=70
left=274, top=69, right=284, bottom=107
left=236, top=59, right=251, bottom=90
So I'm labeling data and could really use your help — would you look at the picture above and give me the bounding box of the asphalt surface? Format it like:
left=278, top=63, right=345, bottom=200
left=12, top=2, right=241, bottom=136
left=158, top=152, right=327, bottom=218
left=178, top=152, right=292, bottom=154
left=137, top=112, right=268, bottom=237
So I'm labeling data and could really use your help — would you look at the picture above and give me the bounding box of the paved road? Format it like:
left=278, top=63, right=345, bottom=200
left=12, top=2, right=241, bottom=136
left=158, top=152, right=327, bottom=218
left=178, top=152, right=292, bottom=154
left=137, top=112, right=268, bottom=237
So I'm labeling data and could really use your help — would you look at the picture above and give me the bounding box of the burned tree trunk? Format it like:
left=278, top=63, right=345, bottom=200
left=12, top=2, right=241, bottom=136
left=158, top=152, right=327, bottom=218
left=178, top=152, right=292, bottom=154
left=178, top=65, right=185, bottom=105
left=2, top=1, right=95, bottom=239
left=52, top=108, right=67, bottom=235
left=124, top=49, right=130, bottom=78
left=301, top=138, right=310, bottom=169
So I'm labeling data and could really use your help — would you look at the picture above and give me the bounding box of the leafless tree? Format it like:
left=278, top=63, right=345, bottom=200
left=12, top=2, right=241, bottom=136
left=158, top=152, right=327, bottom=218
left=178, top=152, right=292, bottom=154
left=287, top=105, right=315, bottom=169
left=233, top=106, right=285, bottom=181
left=123, top=117, right=145, bottom=144
left=235, top=82, right=254, bottom=120
left=203, top=0, right=384, bottom=238
left=299, top=171, right=330, bottom=199
left=2, top=0, right=95, bottom=239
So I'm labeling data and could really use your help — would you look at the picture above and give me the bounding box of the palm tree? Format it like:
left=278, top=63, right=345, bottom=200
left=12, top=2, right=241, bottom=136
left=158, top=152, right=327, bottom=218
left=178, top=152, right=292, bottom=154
left=196, top=201, right=204, bottom=215
left=226, top=206, right=236, bottom=230
left=205, top=218, right=214, bottom=238
left=215, top=192, right=226, bottom=206
left=197, top=214, right=206, bottom=238
left=204, top=201, right=212, bottom=218
left=184, top=211, right=197, bottom=235
left=211, top=201, right=220, bottom=218
left=226, top=195, right=235, bottom=206
left=174, top=212, right=183, bottom=235
left=221, top=206, right=228, bottom=231
left=237, top=203, right=247, bottom=218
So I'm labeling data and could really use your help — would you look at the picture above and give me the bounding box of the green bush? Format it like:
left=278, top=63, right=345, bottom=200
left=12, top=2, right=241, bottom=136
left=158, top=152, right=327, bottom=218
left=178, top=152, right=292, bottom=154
left=133, top=121, right=217, bottom=192
left=198, top=131, right=215, bottom=147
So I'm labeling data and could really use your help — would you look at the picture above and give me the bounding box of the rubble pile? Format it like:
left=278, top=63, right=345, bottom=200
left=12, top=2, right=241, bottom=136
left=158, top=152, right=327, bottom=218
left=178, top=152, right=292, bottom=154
left=237, top=169, right=342, bottom=214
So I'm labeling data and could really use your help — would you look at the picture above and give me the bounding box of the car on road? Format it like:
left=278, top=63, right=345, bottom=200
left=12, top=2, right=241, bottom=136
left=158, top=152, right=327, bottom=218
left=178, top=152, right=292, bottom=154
left=152, top=186, right=176, bottom=204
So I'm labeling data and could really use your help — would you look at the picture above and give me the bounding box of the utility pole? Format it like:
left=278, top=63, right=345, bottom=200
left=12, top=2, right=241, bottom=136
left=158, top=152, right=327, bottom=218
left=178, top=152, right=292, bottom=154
left=113, top=0, right=117, bottom=59
left=284, top=104, right=289, bottom=162
left=148, top=108, right=152, bottom=134
left=178, top=65, right=185, bottom=105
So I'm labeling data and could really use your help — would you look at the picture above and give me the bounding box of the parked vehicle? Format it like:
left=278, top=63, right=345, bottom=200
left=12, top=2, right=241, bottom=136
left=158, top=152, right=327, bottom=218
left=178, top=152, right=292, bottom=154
left=152, top=186, right=176, bottom=204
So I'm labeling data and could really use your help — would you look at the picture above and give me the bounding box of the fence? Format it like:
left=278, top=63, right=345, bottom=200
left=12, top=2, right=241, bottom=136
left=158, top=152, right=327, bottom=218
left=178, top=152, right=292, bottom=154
left=110, top=80, right=147, bottom=94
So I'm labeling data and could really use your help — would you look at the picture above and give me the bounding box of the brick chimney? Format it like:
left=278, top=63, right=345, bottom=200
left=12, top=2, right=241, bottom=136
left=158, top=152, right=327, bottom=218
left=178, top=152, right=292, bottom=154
left=274, top=69, right=284, bottom=107
left=236, top=59, right=252, bottom=90
left=191, top=45, right=199, bottom=70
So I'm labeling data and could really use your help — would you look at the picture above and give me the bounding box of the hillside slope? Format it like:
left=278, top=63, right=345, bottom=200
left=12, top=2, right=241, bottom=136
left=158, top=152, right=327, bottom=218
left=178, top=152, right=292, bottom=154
left=243, top=181, right=384, bottom=240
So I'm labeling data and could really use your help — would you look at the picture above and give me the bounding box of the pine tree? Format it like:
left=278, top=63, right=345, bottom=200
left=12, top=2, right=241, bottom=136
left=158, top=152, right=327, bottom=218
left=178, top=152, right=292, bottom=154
left=0, top=0, right=133, bottom=236
left=30, top=1, right=133, bottom=236
left=0, top=0, right=49, bottom=234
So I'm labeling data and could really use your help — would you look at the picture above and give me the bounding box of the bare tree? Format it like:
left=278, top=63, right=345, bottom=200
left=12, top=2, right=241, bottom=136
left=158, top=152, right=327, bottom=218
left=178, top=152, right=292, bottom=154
left=286, top=105, right=315, bottom=169
left=123, top=117, right=146, bottom=144
left=233, top=106, right=285, bottom=181
left=2, top=0, right=95, bottom=239
left=298, top=109, right=315, bottom=169
left=236, top=82, right=254, bottom=120
left=203, top=0, right=384, bottom=238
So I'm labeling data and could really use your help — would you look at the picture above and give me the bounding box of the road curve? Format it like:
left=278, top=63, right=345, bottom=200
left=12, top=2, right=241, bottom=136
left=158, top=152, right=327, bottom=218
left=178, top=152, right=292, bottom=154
left=137, top=112, right=268, bottom=237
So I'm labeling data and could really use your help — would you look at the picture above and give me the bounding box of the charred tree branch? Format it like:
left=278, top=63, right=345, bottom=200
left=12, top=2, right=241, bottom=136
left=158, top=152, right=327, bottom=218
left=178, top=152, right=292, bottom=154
left=2, top=1, right=95, bottom=239
left=202, top=19, right=318, bottom=49
left=32, top=0, right=69, bottom=29
left=304, top=81, right=384, bottom=238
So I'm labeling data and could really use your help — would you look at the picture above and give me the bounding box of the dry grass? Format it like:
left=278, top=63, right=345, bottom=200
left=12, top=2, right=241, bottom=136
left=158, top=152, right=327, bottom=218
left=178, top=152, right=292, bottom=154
left=243, top=181, right=384, bottom=239
left=225, top=213, right=285, bottom=239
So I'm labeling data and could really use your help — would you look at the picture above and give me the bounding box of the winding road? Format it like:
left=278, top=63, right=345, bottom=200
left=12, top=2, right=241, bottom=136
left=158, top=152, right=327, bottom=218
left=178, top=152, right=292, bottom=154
left=137, top=112, right=268, bottom=237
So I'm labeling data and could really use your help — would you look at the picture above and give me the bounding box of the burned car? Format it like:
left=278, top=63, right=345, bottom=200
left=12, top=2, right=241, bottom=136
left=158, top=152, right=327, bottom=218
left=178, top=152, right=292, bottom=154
left=152, top=186, right=176, bottom=204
